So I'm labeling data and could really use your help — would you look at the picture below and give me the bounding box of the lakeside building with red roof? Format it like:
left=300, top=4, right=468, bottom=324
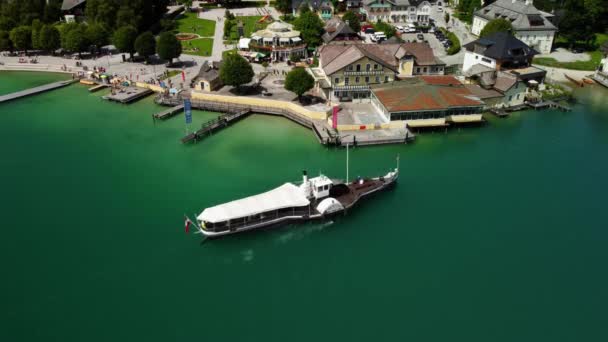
left=369, top=76, right=485, bottom=127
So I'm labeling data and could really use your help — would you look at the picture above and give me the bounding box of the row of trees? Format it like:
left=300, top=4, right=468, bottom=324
left=220, top=53, right=314, bottom=100
left=0, top=21, right=181, bottom=64
left=0, top=0, right=183, bottom=64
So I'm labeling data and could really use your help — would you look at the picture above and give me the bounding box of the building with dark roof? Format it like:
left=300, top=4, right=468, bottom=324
left=471, top=0, right=557, bottom=54
left=193, top=61, right=223, bottom=92
left=61, top=0, right=86, bottom=21
left=369, top=76, right=485, bottom=127
left=462, top=32, right=538, bottom=72
left=322, top=18, right=362, bottom=44
left=291, top=0, right=333, bottom=18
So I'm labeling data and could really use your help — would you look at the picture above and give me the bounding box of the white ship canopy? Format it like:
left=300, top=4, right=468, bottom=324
left=198, top=183, right=310, bottom=223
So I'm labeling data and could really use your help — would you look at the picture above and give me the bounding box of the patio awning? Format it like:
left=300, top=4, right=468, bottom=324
left=279, top=37, right=290, bottom=43
left=291, top=37, right=302, bottom=43
left=251, top=35, right=261, bottom=40
left=263, top=37, right=273, bottom=43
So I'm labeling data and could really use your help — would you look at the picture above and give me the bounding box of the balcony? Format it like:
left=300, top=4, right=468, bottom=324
left=249, top=42, right=306, bottom=52
left=343, top=70, right=385, bottom=76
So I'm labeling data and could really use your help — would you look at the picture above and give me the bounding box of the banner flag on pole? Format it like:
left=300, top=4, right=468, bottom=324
left=184, top=99, right=192, bottom=124
left=332, top=105, right=339, bottom=129
left=181, top=71, right=186, bottom=82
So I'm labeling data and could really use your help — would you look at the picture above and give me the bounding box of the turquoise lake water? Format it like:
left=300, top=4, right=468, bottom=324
left=1, top=71, right=608, bottom=341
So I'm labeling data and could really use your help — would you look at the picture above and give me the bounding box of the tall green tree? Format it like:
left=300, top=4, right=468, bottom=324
left=30, top=19, right=43, bottom=50
left=559, top=0, right=594, bottom=48
left=0, top=16, right=17, bottom=31
left=373, top=21, right=396, bottom=39
left=219, top=53, right=254, bottom=92
left=38, top=24, right=60, bottom=53
left=294, top=11, right=324, bottom=48
left=113, top=25, right=138, bottom=58
left=43, top=0, right=62, bottom=23
left=275, top=0, right=291, bottom=14
left=479, top=18, right=513, bottom=38
left=134, top=31, right=156, bottom=61
left=9, top=25, right=32, bottom=52
left=285, top=67, right=314, bottom=101
left=63, top=24, right=89, bottom=56
left=342, top=10, right=361, bottom=33
left=156, top=31, right=182, bottom=65
left=86, top=23, right=110, bottom=53
left=299, top=3, right=311, bottom=15
left=0, top=29, right=12, bottom=51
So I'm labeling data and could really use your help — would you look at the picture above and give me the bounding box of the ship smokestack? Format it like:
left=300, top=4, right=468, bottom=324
left=302, top=170, right=308, bottom=184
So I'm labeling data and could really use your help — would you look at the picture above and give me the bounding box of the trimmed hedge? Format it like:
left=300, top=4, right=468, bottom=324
left=440, top=28, right=461, bottom=55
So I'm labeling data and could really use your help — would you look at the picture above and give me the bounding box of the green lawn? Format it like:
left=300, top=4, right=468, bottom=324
left=226, top=16, right=269, bottom=41
left=534, top=50, right=603, bottom=71
left=181, top=38, right=213, bottom=57
left=222, top=49, right=238, bottom=59
left=159, top=70, right=181, bottom=80
left=174, top=12, right=216, bottom=37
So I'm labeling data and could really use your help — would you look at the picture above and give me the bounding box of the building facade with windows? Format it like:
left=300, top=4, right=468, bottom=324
left=360, top=0, right=432, bottom=23
left=471, top=0, right=557, bottom=54
left=315, top=42, right=445, bottom=101
left=250, top=21, right=307, bottom=62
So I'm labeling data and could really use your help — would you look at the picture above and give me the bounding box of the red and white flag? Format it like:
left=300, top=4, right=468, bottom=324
left=184, top=217, right=191, bottom=234
left=181, top=70, right=186, bottom=82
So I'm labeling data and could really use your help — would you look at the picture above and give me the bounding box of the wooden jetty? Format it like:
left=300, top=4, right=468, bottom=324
left=153, top=104, right=184, bottom=120
left=489, top=107, right=509, bottom=117
left=104, top=87, right=153, bottom=104
left=0, top=80, right=76, bottom=104
left=181, top=109, right=251, bottom=144
left=527, top=100, right=571, bottom=112
left=89, top=84, right=109, bottom=92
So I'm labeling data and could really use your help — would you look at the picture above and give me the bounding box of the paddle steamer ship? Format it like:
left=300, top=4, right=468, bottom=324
left=191, top=163, right=399, bottom=238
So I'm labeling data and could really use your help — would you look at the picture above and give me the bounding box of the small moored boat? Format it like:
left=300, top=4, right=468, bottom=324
left=190, top=156, right=399, bottom=238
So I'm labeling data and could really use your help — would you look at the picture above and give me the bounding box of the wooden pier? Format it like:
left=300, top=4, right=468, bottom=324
left=0, top=80, right=76, bottom=104
left=104, top=87, right=153, bottom=104
left=527, top=100, right=571, bottom=112
left=89, top=84, right=109, bottom=92
left=153, top=104, right=184, bottom=120
left=181, top=109, right=251, bottom=144
left=489, top=107, right=509, bottom=117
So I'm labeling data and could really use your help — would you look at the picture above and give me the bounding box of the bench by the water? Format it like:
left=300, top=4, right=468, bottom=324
left=0, top=80, right=76, bottom=104
left=153, top=104, right=184, bottom=120
left=181, top=110, right=251, bottom=144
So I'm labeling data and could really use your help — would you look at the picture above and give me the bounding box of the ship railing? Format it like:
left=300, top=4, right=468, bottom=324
left=206, top=207, right=313, bottom=232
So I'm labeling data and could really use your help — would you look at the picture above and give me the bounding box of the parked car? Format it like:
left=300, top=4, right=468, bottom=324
left=396, top=25, right=405, bottom=33
left=417, top=33, right=424, bottom=40
left=572, top=47, right=584, bottom=54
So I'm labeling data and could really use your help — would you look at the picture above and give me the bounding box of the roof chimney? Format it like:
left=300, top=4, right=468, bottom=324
left=524, top=0, right=533, bottom=5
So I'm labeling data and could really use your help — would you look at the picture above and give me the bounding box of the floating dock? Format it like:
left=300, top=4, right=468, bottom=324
left=89, top=84, right=109, bottom=92
left=0, top=80, right=76, bottom=104
left=527, top=100, right=571, bottom=112
left=104, top=87, right=153, bottom=104
left=181, top=110, right=251, bottom=144
left=153, top=104, right=184, bottom=120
